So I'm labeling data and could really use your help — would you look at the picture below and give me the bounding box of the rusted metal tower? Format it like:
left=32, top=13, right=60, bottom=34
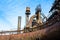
left=35, top=5, right=43, bottom=25
left=25, top=7, right=31, bottom=27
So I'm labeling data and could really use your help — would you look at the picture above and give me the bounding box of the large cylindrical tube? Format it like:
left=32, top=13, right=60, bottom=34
left=17, top=16, right=21, bottom=34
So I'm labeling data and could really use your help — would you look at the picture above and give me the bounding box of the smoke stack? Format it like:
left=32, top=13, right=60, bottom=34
left=17, top=16, right=21, bottom=34
left=25, top=7, right=30, bottom=27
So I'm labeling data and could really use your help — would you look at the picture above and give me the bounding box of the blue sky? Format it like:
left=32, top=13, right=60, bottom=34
left=0, top=0, right=54, bottom=31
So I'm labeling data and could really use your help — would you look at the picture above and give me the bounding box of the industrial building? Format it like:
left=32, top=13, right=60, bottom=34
left=0, top=0, right=60, bottom=40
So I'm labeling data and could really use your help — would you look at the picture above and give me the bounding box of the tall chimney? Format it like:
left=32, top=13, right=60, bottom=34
left=25, top=7, right=30, bottom=27
left=17, top=16, right=21, bottom=34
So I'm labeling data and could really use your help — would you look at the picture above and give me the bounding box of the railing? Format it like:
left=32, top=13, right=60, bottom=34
left=0, top=30, right=24, bottom=35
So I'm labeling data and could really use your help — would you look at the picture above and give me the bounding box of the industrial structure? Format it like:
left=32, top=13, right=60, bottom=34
left=17, top=16, right=21, bottom=34
left=25, top=7, right=30, bottom=26
left=0, top=0, right=60, bottom=40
